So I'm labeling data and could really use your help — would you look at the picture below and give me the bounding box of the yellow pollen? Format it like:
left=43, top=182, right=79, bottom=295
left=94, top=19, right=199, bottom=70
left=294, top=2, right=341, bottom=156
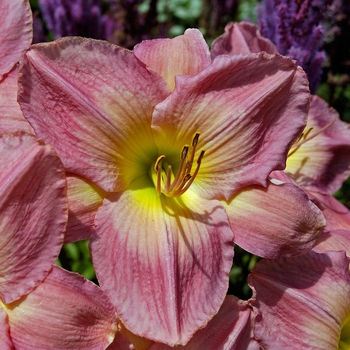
left=154, top=132, right=205, bottom=197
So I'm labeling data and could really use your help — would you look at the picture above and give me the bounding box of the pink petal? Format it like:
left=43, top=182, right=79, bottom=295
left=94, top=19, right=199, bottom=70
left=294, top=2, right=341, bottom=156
left=134, top=29, right=211, bottom=91
left=5, top=266, right=118, bottom=349
left=286, top=95, right=350, bottom=194
left=249, top=251, right=350, bottom=348
left=114, top=325, right=154, bottom=350
left=152, top=52, right=310, bottom=200
left=90, top=177, right=234, bottom=346
left=0, top=132, right=66, bottom=303
left=0, top=307, right=13, bottom=349
left=65, top=174, right=106, bottom=243
left=107, top=332, right=134, bottom=350
left=223, top=181, right=325, bottom=258
left=0, top=0, right=32, bottom=78
left=0, top=66, right=33, bottom=133
left=314, top=230, right=350, bottom=257
left=18, top=37, right=170, bottom=192
left=149, top=296, right=259, bottom=350
left=310, top=190, right=350, bottom=231
left=211, top=22, right=277, bottom=58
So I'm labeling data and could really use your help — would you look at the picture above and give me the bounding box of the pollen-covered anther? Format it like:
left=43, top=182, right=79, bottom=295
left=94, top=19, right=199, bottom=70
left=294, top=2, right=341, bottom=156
left=155, top=132, right=205, bottom=197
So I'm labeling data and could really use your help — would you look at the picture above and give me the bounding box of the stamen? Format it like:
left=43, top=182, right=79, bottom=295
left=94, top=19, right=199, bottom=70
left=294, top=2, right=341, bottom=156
left=168, top=145, right=189, bottom=192
left=172, top=149, right=205, bottom=196
left=288, top=117, right=338, bottom=158
left=153, top=132, right=205, bottom=197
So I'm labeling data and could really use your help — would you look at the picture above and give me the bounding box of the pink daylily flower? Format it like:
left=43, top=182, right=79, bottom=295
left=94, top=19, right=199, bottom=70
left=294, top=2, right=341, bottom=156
left=3, top=266, right=118, bottom=349
left=213, top=22, right=350, bottom=251
left=249, top=250, right=350, bottom=349
left=214, top=22, right=350, bottom=195
left=0, top=0, right=33, bottom=133
left=18, top=30, right=324, bottom=345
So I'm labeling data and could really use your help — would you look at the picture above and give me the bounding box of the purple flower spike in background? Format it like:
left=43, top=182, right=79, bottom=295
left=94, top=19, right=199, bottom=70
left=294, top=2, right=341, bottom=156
left=39, top=0, right=116, bottom=40
left=258, top=0, right=333, bottom=93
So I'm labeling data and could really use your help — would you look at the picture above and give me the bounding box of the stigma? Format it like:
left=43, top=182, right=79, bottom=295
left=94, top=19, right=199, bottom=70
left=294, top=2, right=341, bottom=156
left=153, top=132, right=205, bottom=197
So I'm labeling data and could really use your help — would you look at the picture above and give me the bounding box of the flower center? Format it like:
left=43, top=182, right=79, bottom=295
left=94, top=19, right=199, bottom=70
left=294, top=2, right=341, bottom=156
left=152, top=132, right=205, bottom=197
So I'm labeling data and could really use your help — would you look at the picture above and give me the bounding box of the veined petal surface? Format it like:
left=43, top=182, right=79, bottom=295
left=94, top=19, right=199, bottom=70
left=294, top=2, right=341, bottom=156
left=249, top=251, right=350, bottom=349
left=66, top=174, right=106, bottom=243
left=0, top=307, right=13, bottom=349
left=152, top=52, right=310, bottom=200
left=107, top=332, right=134, bottom=350
left=309, top=190, right=350, bottom=231
left=211, top=22, right=277, bottom=58
left=0, top=66, right=33, bottom=134
left=18, top=37, right=170, bottom=192
left=0, top=132, right=66, bottom=303
left=149, top=296, right=259, bottom=350
left=90, top=177, right=234, bottom=346
left=286, top=95, right=350, bottom=194
left=0, top=0, right=32, bottom=78
left=134, top=29, right=211, bottom=91
left=4, top=266, right=118, bottom=349
left=314, top=229, right=350, bottom=257
left=223, top=181, right=325, bottom=258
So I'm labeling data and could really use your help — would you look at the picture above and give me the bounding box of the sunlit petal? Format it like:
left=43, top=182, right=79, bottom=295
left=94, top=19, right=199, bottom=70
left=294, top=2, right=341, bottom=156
left=286, top=95, right=350, bottom=194
left=65, top=174, right=106, bottom=243
left=0, top=132, right=66, bottom=303
left=223, top=181, right=325, bottom=258
left=134, top=29, right=211, bottom=91
left=18, top=37, right=170, bottom=192
left=249, top=251, right=350, bottom=348
left=90, top=177, right=234, bottom=346
left=5, top=266, right=118, bottom=349
left=152, top=52, right=309, bottom=200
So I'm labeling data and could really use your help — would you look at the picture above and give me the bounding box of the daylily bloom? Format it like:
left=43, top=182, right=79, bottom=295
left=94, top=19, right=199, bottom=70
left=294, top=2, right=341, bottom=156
left=249, top=250, right=350, bottom=349
left=213, top=21, right=350, bottom=230
left=18, top=30, right=324, bottom=345
left=0, top=0, right=33, bottom=133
